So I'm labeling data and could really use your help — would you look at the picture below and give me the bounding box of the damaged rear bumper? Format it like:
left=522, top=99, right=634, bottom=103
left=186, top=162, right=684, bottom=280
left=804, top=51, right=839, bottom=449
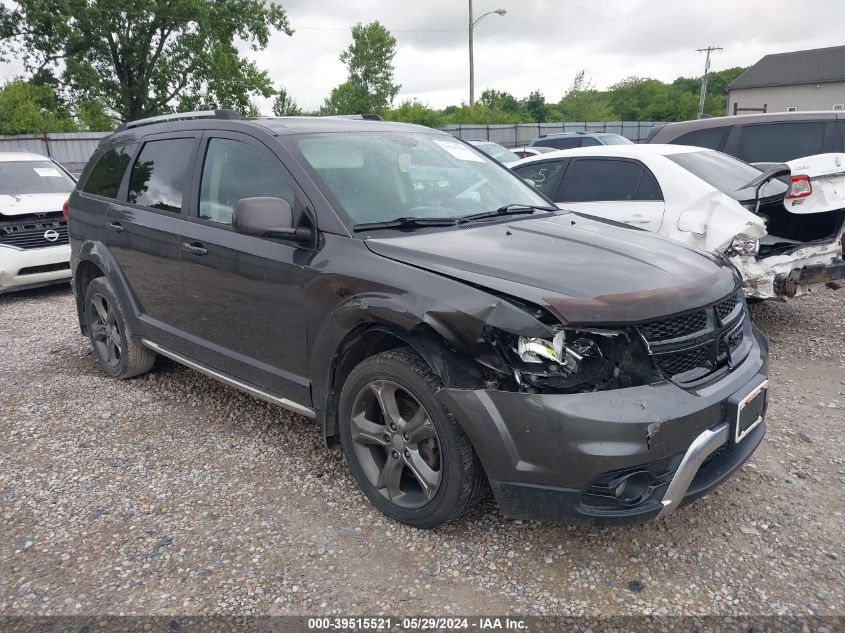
left=438, top=329, right=768, bottom=526
left=733, top=232, right=845, bottom=299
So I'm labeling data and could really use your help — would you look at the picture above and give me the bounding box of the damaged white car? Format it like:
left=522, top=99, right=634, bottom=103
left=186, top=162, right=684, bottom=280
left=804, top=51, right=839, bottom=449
left=510, top=144, right=845, bottom=300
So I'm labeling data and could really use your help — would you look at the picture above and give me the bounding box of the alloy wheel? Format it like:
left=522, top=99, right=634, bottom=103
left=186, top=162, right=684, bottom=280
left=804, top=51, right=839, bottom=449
left=350, top=379, right=442, bottom=508
left=89, top=292, right=122, bottom=368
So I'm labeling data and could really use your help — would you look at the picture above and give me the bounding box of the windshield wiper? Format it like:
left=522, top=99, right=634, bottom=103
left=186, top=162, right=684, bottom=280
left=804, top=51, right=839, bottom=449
left=353, top=216, right=462, bottom=231
left=460, top=203, right=558, bottom=223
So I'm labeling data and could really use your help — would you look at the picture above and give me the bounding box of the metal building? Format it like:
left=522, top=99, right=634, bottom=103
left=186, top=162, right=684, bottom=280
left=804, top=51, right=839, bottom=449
left=727, top=45, right=845, bottom=115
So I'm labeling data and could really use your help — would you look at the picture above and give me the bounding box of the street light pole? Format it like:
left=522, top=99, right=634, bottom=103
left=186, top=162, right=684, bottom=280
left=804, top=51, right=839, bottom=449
left=468, top=2, right=506, bottom=107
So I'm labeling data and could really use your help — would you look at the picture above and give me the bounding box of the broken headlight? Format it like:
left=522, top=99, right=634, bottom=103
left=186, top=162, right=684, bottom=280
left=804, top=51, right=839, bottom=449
left=502, top=327, right=624, bottom=393
left=728, top=235, right=759, bottom=256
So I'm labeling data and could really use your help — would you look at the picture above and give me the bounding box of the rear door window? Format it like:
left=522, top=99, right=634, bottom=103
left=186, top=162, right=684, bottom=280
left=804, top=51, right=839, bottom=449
left=736, top=121, right=827, bottom=163
left=512, top=161, right=566, bottom=198
left=671, top=126, right=730, bottom=151
left=127, top=139, right=195, bottom=212
left=82, top=145, right=135, bottom=199
left=558, top=159, right=643, bottom=202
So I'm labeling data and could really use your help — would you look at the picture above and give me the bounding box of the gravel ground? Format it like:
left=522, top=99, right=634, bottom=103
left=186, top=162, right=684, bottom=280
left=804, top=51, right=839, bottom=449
left=1, top=284, right=843, bottom=617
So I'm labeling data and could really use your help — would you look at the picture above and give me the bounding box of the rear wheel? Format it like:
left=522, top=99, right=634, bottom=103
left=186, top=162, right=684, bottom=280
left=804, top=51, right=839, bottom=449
left=84, top=277, right=155, bottom=379
left=338, top=347, right=486, bottom=528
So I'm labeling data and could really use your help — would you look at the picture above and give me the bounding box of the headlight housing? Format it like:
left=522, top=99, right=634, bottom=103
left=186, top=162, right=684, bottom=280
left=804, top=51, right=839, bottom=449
left=495, top=326, right=629, bottom=393
left=729, top=235, right=759, bottom=256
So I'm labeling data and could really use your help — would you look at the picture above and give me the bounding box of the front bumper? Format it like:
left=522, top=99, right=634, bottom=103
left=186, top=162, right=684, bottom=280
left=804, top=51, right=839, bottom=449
left=0, top=244, right=71, bottom=294
left=438, top=329, right=769, bottom=526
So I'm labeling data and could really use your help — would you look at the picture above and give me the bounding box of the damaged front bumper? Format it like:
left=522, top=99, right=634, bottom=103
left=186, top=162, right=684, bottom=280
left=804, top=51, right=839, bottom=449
left=437, top=328, right=769, bottom=526
left=732, top=232, right=845, bottom=299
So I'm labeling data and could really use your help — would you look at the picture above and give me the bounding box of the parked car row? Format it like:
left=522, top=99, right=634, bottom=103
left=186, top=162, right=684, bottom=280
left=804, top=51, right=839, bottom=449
left=510, top=144, right=845, bottom=300
left=7, top=109, right=840, bottom=530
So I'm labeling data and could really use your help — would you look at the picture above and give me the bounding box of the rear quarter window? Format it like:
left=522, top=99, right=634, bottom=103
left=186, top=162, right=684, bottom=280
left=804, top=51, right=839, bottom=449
left=671, top=126, right=730, bottom=151
left=736, top=121, right=826, bottom=163
left=81, top=145, right=136, bottom=199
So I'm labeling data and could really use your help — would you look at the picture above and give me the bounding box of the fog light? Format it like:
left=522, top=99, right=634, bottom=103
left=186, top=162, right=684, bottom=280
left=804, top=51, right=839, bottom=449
left=614, top=480, right=627, bottom=497
left=614, top=472, right=650, bottom=503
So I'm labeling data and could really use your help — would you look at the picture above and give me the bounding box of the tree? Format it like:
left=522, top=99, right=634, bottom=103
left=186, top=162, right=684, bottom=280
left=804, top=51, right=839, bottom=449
left=0, top=79, right=77, bottom=134
left=2, top=0, right=293, bottom=122
left=607, top=77, right=666, bottom=120
left=557, top=71, right=616, bottom=121
left=272, top=86, right=301, bottom=116
left=383, top=99, right=443, bottom=128
left=322, top=21, right=399, bottom=115
left=522, top=90, right=548, bottom=123
left=479, top=89, right=520, bottom=114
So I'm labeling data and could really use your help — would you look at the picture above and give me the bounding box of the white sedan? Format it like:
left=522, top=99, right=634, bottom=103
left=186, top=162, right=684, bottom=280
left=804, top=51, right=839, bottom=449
left=510, top=144, right=845, bottom=300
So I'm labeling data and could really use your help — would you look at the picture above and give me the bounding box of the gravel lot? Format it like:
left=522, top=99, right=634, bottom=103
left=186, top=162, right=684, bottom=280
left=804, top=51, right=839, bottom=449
left=1, top=284, right=843, bottom=617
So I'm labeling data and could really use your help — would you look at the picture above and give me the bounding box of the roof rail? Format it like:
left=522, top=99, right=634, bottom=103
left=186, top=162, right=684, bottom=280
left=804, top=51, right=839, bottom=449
left=326, top=114, right=384, bottom=121
left=116, top=109, right=241, bottom=132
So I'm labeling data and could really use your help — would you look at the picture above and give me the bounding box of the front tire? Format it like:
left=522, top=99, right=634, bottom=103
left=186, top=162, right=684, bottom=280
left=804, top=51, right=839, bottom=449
left=84, top=277, right=155, bottom=379
left=338, top=347, right=487, bottom=528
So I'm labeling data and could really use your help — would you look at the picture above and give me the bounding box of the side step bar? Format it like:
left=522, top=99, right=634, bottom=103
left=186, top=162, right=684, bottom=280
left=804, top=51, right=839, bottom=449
left=141, top=339, right=316, bottom=419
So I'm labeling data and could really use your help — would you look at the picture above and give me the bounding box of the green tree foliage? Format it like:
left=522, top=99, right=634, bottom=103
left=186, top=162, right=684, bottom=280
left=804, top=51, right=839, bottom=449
left=556, top=71, right=616, bottom=121
left=479, top=89, right=520, bottom=114
left=382, top=100, right=443, bottom=127
left=0, top=79, right=77, bottom=134
left=441, top=104, right=521, bottom=125
left=522, top=90, right=549, bottom=123
left=272, top=86, right=301, bottom=116
left=322, top=21, right=399, bottom=115
left=2, top=0, right=292, bottom=122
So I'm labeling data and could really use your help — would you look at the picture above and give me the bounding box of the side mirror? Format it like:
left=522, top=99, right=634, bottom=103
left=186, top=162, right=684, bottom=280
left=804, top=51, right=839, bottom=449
left=233, top=197, right=311, bottom=242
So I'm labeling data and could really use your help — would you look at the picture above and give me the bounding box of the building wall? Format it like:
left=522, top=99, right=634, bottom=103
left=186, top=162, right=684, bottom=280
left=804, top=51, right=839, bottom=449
left=728, top=82, right=845, bottom=114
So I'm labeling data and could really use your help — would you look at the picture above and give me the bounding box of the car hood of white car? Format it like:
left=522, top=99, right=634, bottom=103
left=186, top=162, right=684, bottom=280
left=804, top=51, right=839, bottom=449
left=0, top=192, right=70, bottom=217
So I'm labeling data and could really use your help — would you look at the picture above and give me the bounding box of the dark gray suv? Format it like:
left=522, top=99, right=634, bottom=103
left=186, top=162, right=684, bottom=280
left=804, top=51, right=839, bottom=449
left=69, top=111, right=769, bottom=528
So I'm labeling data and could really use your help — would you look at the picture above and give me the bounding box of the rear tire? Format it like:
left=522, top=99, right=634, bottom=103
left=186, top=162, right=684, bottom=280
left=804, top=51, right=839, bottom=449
left=84, top=277, right=155, bottom=379
left=338, top=347, right=487, bottom=528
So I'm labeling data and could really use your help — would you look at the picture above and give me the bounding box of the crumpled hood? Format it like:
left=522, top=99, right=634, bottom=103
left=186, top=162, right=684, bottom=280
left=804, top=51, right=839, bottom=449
left=0, top=193, right=69, bottom=217
left=365, top=213, right=739, bottom=324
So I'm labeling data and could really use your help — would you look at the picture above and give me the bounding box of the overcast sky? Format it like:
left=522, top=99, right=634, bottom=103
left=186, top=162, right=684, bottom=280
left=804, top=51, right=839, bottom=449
left=252, top=0, right=845, bottom=112
left=2, top=0, right=844, bottom=114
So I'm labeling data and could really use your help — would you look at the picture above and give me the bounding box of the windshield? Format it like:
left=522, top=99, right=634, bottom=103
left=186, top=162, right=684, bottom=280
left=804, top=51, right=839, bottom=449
left=599, top=134, right=634, bottom=145
left=667, top=150, right=787, bottom=200
left=475, top=142, right=520, bottom=163
left=0, top=160, right=75, bottom=195
left=294, top=132, right=550, bottom=226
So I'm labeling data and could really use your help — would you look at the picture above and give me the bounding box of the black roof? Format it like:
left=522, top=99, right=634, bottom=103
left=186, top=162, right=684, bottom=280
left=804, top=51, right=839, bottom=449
left=729, top=45, right=845, bottom=90
left=102, top=115, right=438, bottom=149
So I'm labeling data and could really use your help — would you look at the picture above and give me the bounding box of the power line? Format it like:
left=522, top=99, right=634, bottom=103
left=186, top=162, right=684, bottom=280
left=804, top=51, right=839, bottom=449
left=696, top=45, right=723, bottom=118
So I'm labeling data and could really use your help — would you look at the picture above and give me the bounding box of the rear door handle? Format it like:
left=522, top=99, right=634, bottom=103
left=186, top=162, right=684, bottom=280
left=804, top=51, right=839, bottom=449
left=106, top=221, right=125, bottom=233
left=623, top=215, right=651, bottom=224
left=181, top=241, right=208, bottom=256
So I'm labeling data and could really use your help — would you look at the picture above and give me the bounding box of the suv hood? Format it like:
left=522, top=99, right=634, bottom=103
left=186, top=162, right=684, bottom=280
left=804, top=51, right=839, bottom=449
left=0, top=192, right=69, bottom=217
left=364, top=214, right=739, bottom=324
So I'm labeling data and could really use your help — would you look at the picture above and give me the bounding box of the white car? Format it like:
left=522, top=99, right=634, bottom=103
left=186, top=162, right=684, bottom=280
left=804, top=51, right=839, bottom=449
left=511, top=144, right=845, bottom=300
left=0, top=152, right=76, bottom=294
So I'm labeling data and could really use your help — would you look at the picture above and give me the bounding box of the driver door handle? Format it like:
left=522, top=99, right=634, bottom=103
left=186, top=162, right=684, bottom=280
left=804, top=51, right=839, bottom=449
left=106, top=221, right=125, bottom=233
left=623, top=214, right=651, bottom=224
left=181, top=241, right=208, bottom=256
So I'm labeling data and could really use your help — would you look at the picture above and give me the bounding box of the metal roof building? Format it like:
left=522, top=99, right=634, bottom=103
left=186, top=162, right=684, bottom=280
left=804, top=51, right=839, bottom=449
left=727, top=45, right=845, bottom=115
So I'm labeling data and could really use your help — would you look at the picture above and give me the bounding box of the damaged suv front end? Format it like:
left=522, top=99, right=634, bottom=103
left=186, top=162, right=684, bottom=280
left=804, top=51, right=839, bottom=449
left=360, top=212, right=768, bottom=526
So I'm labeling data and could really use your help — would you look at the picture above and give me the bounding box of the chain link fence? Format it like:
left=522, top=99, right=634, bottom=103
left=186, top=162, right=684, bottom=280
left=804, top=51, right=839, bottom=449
left=440, top=121, right=665, bottom=147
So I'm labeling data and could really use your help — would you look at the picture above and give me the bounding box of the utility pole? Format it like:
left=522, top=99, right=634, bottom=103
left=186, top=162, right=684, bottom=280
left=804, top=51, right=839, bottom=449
left=469, top=0, right=474, bottom=106
left=697, top=46, right=723, bottom=118
left=468, top=1, right=506, bottom=106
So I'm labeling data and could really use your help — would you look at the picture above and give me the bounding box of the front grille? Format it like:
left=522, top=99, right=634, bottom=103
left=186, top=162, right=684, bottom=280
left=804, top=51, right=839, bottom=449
left=639, top=293, right=747, bottom=382
left=0, top=214, right=68, bottom=249
left=639, top=311, right=707, bottom=341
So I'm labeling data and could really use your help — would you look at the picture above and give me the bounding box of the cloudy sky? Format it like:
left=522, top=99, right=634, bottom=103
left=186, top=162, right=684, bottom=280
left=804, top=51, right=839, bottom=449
left=1, top=0, right=843, bottom=114
left=250, top=0, right=845, bottom=112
